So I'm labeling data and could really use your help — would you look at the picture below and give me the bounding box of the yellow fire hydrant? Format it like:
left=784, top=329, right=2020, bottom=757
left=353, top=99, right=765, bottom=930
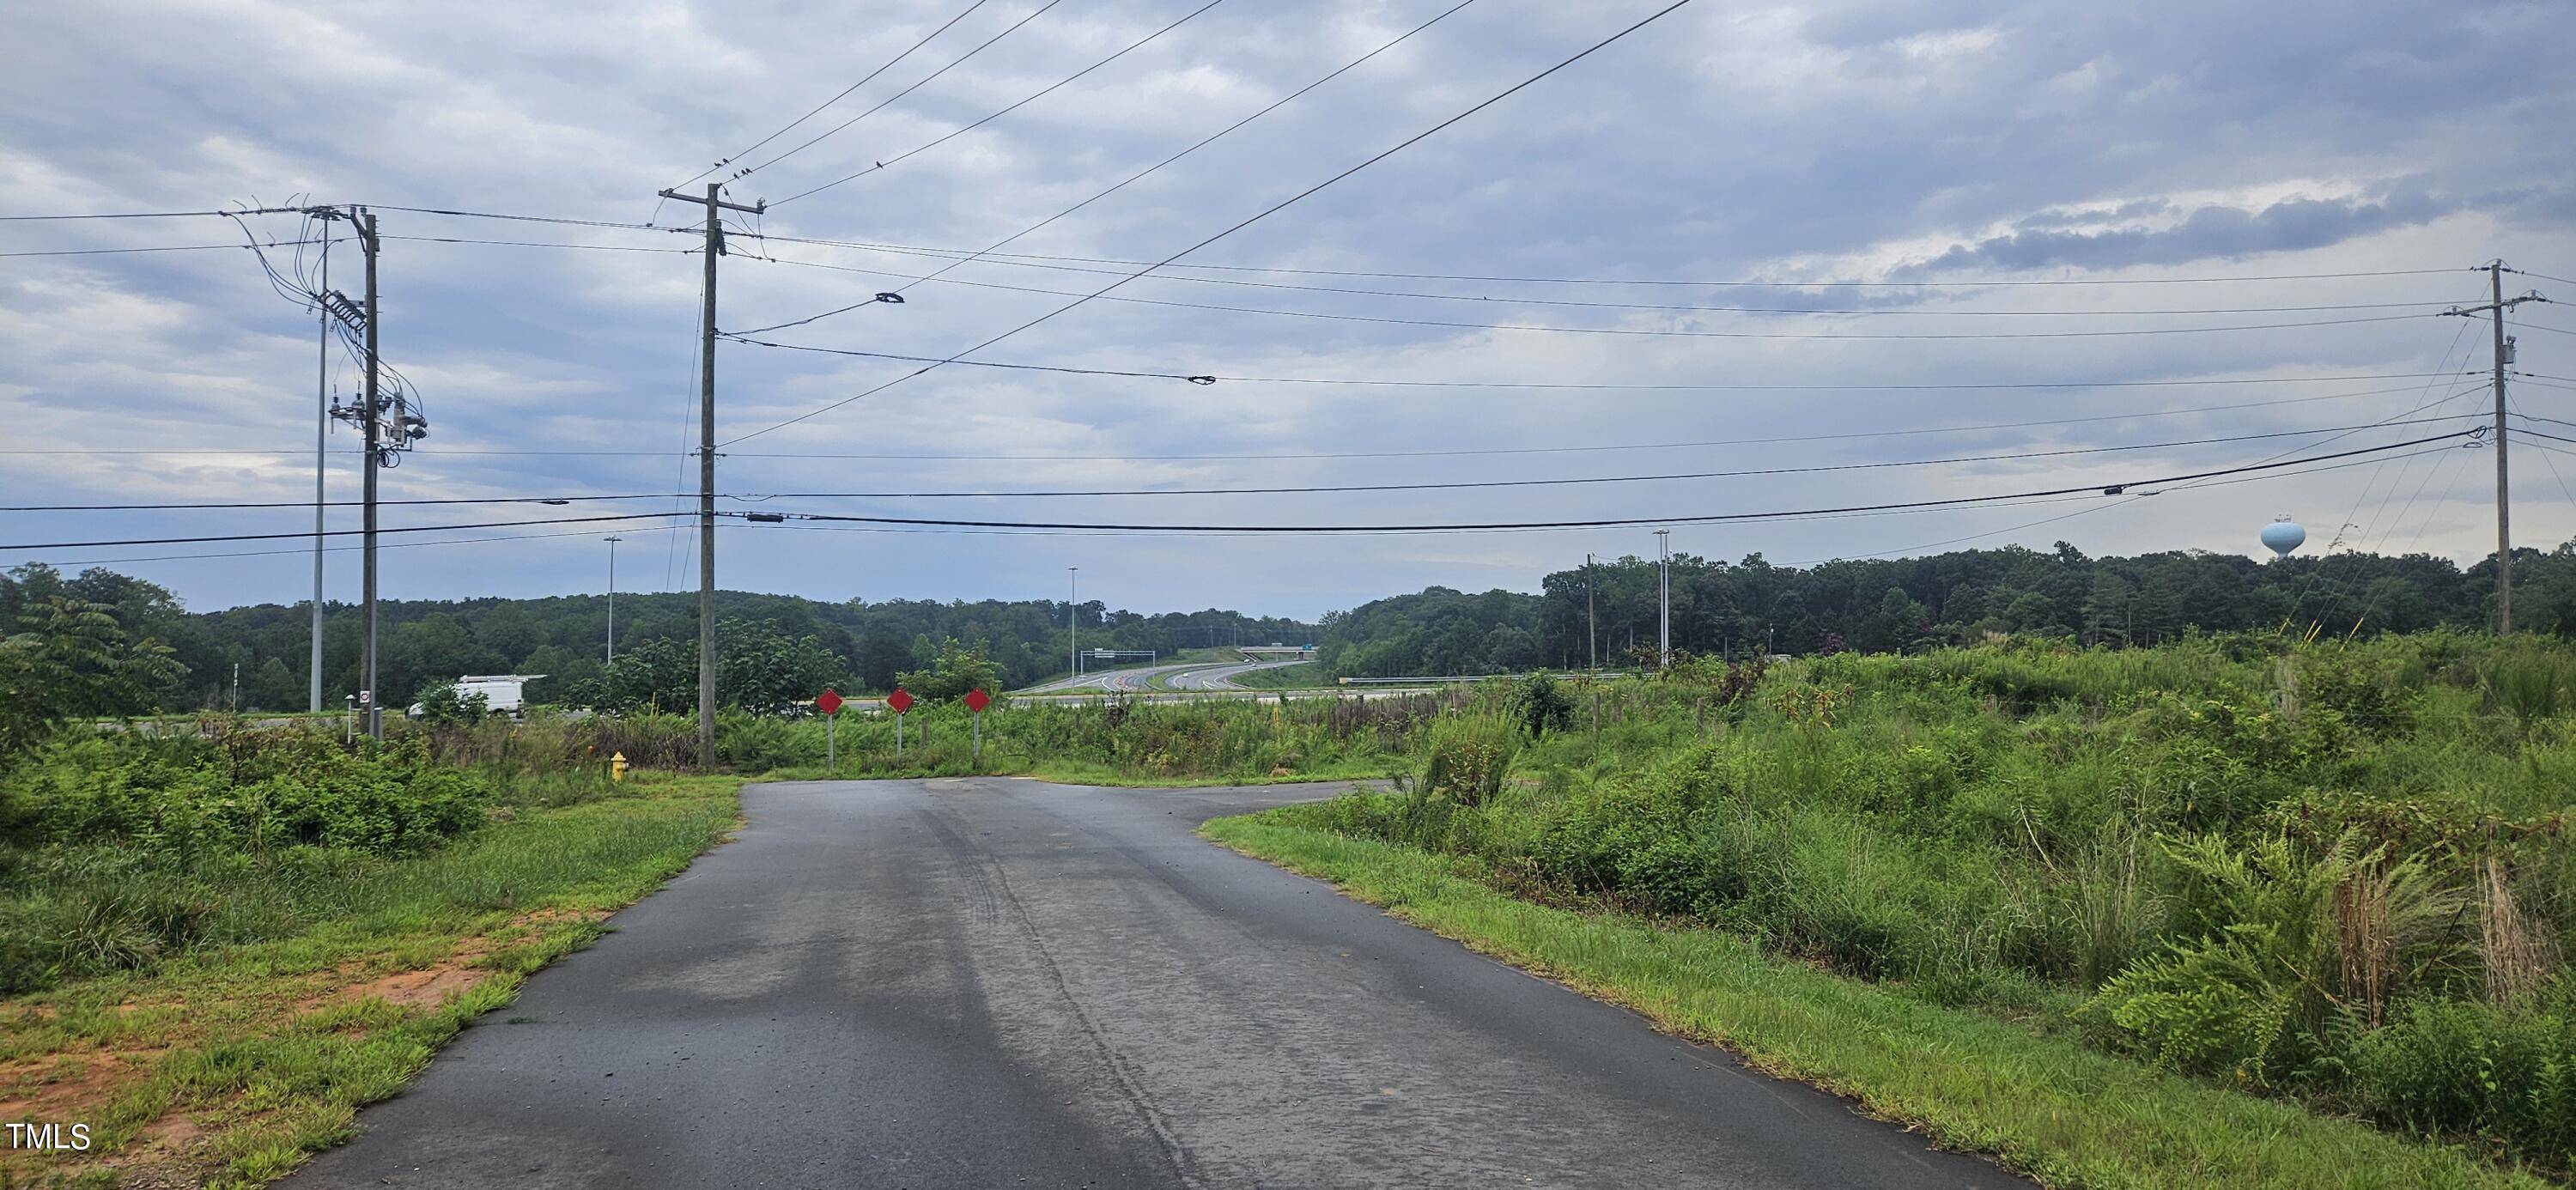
left=611, top=750, right=629, bottom=783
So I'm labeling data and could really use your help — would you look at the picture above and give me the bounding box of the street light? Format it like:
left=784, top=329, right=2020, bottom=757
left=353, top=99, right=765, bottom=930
left=604, top=536, right=623, bottom=665
left=1656, top=529, right=1671, bottom=671
left=1068, top=566, right=1079, bottom=679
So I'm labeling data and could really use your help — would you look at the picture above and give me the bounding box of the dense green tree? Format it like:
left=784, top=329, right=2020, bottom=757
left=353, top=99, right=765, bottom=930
left=0, top=597, right=185, bottom=756
left=896, top=637, right=1001, bottom=701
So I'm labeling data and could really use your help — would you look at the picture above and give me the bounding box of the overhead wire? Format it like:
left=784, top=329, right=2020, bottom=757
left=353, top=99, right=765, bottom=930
left=733, top=254, right=2444, bottom=340
left=0, top=238, right=343, bottom=258
left=772, top=0, right=1233, bottom=205
left=0, top=380, right=2480, bottom=462
left=2, top=416, right=2493, bottom=512
left=718, top=334, right=2474, bottom=391
left=743, top=0, right=1480, bottom=333
left=715, top=232, right=2473, bottom=288
left=0, top=206, right=309, bottom=222
left=719, top=0, right=1705, bottom=445
left=0, top=430, right=2479, bottom=550
left=745, top=234, right=2472, bottom=320
left=671, top=0, right=997, bottom=191
left=731, top=0, right=1072, bottom=184
left=702, top=431, right=2484, bottom=534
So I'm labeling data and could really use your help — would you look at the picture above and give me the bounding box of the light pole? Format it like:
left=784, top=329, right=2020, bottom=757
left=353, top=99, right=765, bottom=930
left=604, top=536, right=623, bottom=665
left=1656, top=529, right=1671, bottom=670
left=1585, top=553, right=1596, bottom=674
left=1068, top=567, right=1080, bottom=680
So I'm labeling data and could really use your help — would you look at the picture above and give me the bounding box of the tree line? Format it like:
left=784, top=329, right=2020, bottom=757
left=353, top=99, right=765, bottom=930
left=1315, top=539, right=2576, bottom=678
left=0, top=564, right=1313, bottom=713
left=6, top=536, right=2569, bottom=712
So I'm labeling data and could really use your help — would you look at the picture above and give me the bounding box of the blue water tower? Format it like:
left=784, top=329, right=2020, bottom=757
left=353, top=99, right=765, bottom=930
left=2261, top=517, right=2306, bottom=562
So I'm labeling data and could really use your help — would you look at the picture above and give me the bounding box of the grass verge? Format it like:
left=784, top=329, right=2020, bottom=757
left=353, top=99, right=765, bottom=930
left=1200, top=814, right=2543, bottom=1190
left=0, top=771, right=739, bottom=1188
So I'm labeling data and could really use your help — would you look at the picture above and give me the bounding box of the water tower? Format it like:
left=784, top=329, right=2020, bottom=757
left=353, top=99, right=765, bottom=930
left=2260, top=516, right=2306, bottom=562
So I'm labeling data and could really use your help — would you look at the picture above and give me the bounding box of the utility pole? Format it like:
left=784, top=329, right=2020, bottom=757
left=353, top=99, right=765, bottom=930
left=1069, top=567, right=1079, bottom=679
left=1656, top=529, right=1671, bottom=670
left=2444, top=262, right=2549, bottom=634
left=655, top=183, right=766, bottom=768
left=1585, top=553, right=1596, bottom=674
left=311, top=228, right=330, bottom=713
left=605, top=536, right=623, bottom=665
left=359, top=209, right=382, bottom=740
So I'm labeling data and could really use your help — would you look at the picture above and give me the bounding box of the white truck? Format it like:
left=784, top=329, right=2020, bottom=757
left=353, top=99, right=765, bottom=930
left=409, top=674, right=544, bottom=719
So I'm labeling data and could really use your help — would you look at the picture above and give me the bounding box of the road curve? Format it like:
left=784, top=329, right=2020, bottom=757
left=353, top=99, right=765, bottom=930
left=285, top=780, right=2026, bottom=1189
left=1022, top=657, right=1311, bottom=695
left=1166, top=659, right=1314, bottom=690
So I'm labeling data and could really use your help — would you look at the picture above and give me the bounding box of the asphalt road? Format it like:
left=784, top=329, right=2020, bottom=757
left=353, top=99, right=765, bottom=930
left=1019, top=660, right=1206, bottom=694
left=1163, top=659, right=1312, bottom=690
left=1022, top=659, right=1309, bottom=695
left=286, top=780, right=2026, bottom=1189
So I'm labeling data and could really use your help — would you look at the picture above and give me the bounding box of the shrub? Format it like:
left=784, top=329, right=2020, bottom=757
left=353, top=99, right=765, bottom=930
left=2354, top=993, right=2576, bottom=1168
left=1418, top=714, right=1518, bottom=807
left=1506, top=672, right=1577, bottom=738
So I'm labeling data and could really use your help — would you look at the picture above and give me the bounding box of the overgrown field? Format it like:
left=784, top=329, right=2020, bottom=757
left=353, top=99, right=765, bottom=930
left=1226, top=634, right=2576, bottom=1181
left=527, top=691, right=1453, bottom=783
left=0, top=724, right=739, bottom=1185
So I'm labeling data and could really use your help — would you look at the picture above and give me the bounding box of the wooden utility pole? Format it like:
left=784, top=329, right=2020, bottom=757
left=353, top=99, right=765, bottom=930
left=2445, top=262, right=2550, bottom=634
left=655, top=183, right=765, bottom=767
left=359, top=209, right=383, bottom=739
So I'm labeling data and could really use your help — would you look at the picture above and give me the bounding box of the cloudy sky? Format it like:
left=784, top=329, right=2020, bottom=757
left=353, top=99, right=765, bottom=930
left=5, top=0, right=2573, bottom=619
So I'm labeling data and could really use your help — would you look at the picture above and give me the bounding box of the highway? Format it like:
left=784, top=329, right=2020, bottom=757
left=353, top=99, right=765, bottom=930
left=1164, top=658, right=1313, bottom=689
left=285, top=779, right=2027, bottom=1189
left=1020, top=657, right=1315, bottom=695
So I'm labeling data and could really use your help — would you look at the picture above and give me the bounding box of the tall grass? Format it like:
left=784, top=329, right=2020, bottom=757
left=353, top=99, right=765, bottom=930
left=1258, top=633, right=2576, bottom=1174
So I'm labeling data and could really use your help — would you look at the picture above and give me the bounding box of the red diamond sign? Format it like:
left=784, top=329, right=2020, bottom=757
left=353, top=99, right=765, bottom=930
left=815, top=689, right=842, bottom=716
left=886, top=688, right=914, bottom=714
left=963, top=689, right=991, bottom=713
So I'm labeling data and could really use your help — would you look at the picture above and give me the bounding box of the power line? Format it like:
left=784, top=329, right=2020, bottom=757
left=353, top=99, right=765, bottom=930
left=41, top=445, right=2489, bottom=560
left=736, top=255, right=2442, bottom=340
left=1787, top=441, right=2476, bottom=566
left=718, top=231, right=2473, bottom=288
left=732, top=0, right=1071, bottom=184
left=0, top=238, right=343, bottom=258
left=21, top=524, right=688, bottom=569
left=721, top=0, right=1703, bottom=445
left=357, top=203, right=692, bottom=234
left=716, top=430, right=2483, bottom=533
left=380, top=234, right=695, bottom=253
left=6, top=418, right=2485, bottom=512
left=750, top=235, right=2472, bottom=318
left=773, top=0, right=1232, bottom=205
left=0, top=380, right=2469, bottom=461
left=3, top=432, right=2471, bottom=550
left=720, top=334, right=2476, bottom=391
left=0, top=206, right=309, bottom=222
left=674, top=0, right=997, bottom=190
left=744, top=0, right=1480, bottom=332
left=0, top=513, right=683, bottom=552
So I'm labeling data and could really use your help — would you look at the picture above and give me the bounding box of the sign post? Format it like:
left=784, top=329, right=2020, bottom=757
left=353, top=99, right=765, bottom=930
left=887, top=687, right=914, bottom=757
left=964, top=688, right=991, bottom=764
left=816, top=688, right=843, bottom=775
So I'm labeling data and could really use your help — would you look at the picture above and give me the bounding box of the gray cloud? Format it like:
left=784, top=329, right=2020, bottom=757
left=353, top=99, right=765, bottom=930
left=1899, top=189, right=2458, bottom=276
left=3, top=0, right=2573, bottom=616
